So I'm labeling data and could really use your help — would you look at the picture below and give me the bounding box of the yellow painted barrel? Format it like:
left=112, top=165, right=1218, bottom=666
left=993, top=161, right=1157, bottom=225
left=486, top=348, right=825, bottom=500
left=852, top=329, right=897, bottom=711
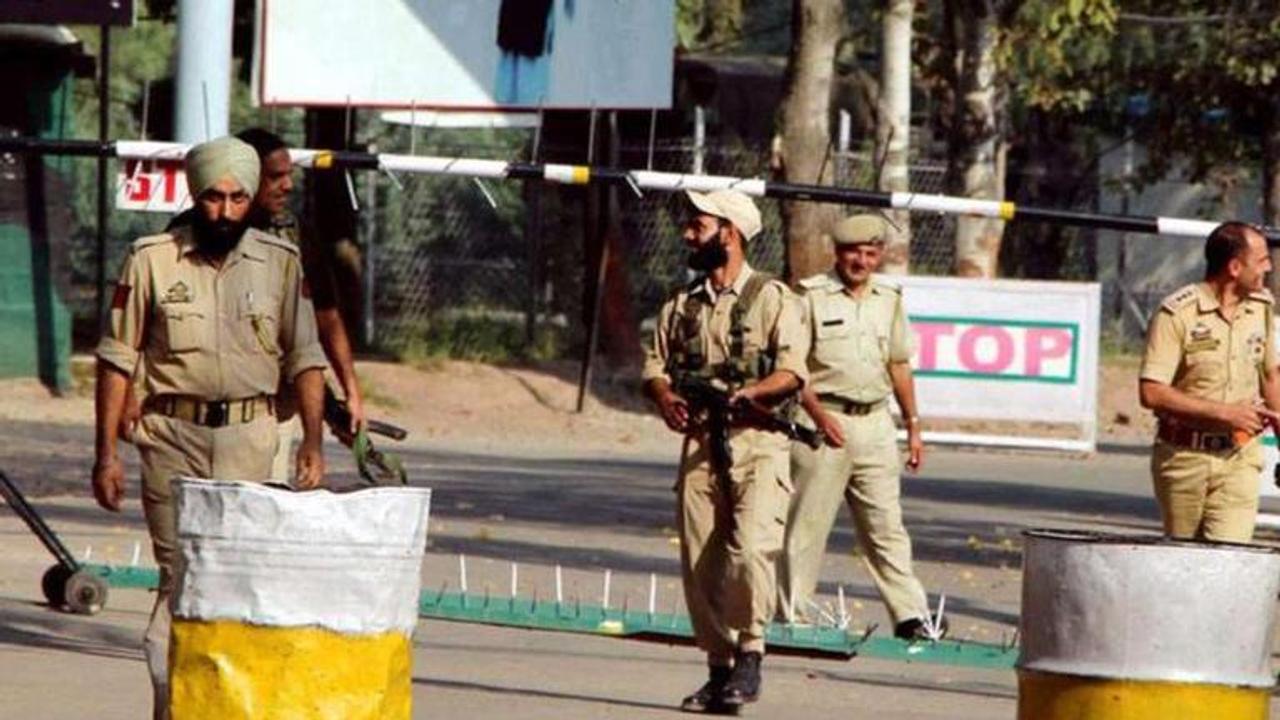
left=168, top=478, right=431, bottom=720
left=1017, top=530, right=1280, bottom=720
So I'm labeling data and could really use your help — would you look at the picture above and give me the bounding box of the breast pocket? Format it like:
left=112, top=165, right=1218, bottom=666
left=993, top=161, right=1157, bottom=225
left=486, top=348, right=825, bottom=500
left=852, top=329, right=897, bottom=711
left=160, top=306, right=206, bottom=353
left=235, top=287, right=281, bottom=356
left=1182, top=350, right=1221, bottom=392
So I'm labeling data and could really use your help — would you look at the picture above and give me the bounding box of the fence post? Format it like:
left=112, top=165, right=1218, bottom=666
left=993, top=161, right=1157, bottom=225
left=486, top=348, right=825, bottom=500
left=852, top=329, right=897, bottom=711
left=362, top=153, right=377, bottom=347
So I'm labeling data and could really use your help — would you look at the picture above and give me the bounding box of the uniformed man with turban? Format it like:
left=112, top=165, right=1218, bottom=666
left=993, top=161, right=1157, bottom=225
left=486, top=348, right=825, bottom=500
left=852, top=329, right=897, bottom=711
left=91, top=136, right=329, bottom=719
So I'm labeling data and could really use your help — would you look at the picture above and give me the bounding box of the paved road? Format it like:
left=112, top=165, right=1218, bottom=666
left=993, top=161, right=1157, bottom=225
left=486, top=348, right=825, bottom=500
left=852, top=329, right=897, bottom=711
left=1, top=421, right=1275, bottom=718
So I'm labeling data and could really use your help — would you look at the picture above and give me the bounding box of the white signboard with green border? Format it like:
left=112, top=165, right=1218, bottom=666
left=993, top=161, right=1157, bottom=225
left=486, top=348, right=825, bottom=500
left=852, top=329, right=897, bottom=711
left=896, top=276, right=1100, bottom=453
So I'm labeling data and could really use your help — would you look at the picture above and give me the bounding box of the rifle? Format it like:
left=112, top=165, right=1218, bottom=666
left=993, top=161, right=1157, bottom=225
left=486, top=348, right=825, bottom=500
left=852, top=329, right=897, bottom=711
left=672, top=374, right=823, bottom=477
left=323, top=387, right=408, bottom=485
left=324, top=387, right=408, bottom=441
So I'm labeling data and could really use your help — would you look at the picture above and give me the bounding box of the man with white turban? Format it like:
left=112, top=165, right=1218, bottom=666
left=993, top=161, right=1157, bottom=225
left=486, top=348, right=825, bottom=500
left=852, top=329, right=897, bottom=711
left=91, top=136, right=328, bottom=719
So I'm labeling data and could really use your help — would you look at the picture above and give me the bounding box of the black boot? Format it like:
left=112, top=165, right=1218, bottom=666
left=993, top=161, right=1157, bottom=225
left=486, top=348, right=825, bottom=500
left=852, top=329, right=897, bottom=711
left=680, top=665, right=736, bottom=714
left=894, top=613, right=950, bottom=641
left=719, top=651, right=762, bottom=706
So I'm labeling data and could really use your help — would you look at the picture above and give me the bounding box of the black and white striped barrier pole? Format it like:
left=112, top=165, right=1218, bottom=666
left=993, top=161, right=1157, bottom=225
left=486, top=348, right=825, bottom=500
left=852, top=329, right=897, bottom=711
left=0, top=136, right=1244, bottom=239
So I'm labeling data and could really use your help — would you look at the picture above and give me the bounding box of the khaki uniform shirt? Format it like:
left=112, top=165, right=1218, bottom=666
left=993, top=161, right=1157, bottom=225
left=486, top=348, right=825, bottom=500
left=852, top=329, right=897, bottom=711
left=642, top=265, right=809, bottom=391
left=1140, top=282, right=1275, bottom=427
left=798, top=272, right=912, bottom=404
left=168, top=208, right=340, bottom=312
left=96, top=226, right=328, bottom=400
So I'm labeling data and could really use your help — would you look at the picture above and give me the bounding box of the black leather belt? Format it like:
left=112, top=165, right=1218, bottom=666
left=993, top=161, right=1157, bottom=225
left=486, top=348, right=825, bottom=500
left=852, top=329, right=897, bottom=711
left=1156, top=423, right=1235, bottom=452
left=817, top=394, right=885, bottom=416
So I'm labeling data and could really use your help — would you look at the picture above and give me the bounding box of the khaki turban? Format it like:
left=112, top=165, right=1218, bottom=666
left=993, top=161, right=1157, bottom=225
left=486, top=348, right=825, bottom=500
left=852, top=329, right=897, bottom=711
left=185, top=136, right=261, bottom=199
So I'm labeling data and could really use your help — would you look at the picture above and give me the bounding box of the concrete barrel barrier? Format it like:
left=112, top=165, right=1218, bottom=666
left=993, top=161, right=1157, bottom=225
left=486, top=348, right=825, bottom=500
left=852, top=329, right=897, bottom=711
left=168, top=478, right=431, bottom=720
left=1018, top=529, right=1280, bottom=720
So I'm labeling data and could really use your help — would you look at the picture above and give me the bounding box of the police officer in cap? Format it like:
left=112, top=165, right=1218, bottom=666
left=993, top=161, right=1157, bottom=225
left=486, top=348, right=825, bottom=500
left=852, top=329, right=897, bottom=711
left=778, top=214, right=943, bottom=641
left=643, top=189, right=809, bottom=713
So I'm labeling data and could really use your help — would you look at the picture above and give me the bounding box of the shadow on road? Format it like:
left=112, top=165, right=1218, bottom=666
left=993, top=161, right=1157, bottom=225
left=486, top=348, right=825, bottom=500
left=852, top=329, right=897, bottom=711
left=0, top=597, right=142, bottom=663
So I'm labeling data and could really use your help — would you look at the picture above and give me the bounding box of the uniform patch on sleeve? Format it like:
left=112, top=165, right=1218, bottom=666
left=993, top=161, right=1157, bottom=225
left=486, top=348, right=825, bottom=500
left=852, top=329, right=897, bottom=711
left=111, top=284, right=131, bottom=310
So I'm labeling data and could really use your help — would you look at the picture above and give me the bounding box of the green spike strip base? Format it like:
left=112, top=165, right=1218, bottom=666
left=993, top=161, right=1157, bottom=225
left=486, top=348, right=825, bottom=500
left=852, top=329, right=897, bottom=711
left=81, top=564, right=1016, bottom=669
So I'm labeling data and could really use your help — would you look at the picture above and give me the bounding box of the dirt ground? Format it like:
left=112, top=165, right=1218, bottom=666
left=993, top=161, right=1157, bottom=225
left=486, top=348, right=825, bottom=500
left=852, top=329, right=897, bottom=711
left=0, top=353, right=1153, bottom=455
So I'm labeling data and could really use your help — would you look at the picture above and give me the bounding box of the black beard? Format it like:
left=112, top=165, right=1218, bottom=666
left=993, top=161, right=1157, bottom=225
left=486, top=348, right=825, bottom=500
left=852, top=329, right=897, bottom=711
left=687, top=241, right=729, bottom=272
left=192, top=214, right=248, bottom=257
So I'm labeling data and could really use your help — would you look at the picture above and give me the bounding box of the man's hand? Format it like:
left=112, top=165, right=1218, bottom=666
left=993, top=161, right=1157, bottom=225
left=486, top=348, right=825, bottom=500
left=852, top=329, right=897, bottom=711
left=92, top=456, right=126, bottom=512
left=344, top=385, right=366, bottom=437
left=1220, top=403, right=1270, bottom=435
left=294, top=441, right=325, bottom=490
left=905, top=426, right=924, bottom=472
left=813, top=409, right=845, bottom=449
left=656, top=388, right=690, bottom=433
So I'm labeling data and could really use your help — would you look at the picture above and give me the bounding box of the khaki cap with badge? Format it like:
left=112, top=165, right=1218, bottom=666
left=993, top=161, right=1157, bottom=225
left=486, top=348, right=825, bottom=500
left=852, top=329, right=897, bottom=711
left=832, top=214, right=888, bottom=246
left=686, top=190, right=763, bottom=241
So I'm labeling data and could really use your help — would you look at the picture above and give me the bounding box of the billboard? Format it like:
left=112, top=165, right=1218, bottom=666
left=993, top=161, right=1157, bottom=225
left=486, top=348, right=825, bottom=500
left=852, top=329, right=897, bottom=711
left=897, top=276, right=1101, bottom=449
left=253, top=0, right=675, bottom=110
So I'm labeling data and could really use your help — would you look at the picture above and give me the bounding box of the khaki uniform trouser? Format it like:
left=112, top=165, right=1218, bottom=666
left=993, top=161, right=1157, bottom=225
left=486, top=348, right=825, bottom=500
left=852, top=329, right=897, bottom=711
left=677, top=427, right=792, bottom=665
left=133, top=412, right=278, bottom=720
left=270, top=415, right=301, bottom=482
left=779, top=408, right=928, bottom=627
left=1151, top=437, right=1263, bottom=543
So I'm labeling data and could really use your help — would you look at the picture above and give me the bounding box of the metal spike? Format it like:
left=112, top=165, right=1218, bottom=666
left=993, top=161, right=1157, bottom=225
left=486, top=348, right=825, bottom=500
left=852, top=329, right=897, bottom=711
left=647, top=573, right=657, bottom=616
left=924, top=593, right=948, bottom=642
left=458, top=554, right=468, bottom=594
left=130, top=541, right=141, bottom=567
left=837, top=584, right=849, bottom=629
left=510, top=562, right=519, bottom=598
left=602, top=569, right=612, bottom=610
left=555, top=564, right=563, bottom=605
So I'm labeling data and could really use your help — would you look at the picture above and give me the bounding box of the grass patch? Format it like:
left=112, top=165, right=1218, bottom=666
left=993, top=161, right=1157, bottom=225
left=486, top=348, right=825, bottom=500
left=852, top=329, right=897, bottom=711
left=357, top=375, right=402, bottom=410
left=379, top=314, right=570, bottom=368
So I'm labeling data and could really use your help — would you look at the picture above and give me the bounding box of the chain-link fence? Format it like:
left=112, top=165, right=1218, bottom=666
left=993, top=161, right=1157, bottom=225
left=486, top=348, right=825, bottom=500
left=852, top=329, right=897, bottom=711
left=361, top=136, right=1114, bottom=361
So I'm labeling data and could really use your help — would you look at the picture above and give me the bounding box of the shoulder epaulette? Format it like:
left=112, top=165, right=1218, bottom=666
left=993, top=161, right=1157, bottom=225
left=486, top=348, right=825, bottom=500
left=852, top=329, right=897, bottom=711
left=249, top=228, right=301, bottom=256
left=1160, top=283, right=1199, bottom=312
left=871, top=275, right=902, bottom=294
left=1249, top=288, right=1275, bottom=305
left=797, top=273, right=835, bottom=291
left=130, top=232, right=177, bottom=253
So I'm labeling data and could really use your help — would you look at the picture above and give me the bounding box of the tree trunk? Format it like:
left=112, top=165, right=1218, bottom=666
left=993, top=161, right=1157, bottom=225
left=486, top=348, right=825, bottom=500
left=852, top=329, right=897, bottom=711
left=876, top=0, right=913, bottom=274
left=1262, top=94, right=1280, bottom=296
left=949, top=0, right=1005, bottom=278
left=776, top=0, right=846, bottom=283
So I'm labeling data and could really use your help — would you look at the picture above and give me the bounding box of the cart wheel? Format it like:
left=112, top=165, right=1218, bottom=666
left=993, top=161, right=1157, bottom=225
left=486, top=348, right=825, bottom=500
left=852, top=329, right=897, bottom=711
left=41, top=564, right=73, bottom=607
left=64, top=570, right=108, bottom=615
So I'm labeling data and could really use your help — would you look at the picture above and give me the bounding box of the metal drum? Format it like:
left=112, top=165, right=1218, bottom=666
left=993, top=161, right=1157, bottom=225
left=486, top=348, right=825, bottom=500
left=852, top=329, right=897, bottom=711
left=1018, top=530, right=1280, bottom=720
